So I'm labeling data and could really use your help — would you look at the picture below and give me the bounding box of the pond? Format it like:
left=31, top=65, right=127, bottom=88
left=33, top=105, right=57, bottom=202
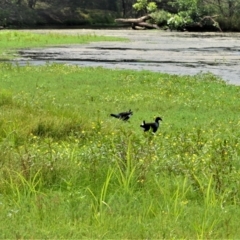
left=17, top=29, right=240, bottom=85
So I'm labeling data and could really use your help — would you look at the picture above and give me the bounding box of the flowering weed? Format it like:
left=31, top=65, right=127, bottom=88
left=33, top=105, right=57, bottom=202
left=0, top=63, right=240, bottom=238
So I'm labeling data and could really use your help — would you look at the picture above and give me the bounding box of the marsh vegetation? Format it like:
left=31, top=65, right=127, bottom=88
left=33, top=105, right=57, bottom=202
left=0, top=30, right=127, bottom=60
left=0, top=31, right=240, bottom=238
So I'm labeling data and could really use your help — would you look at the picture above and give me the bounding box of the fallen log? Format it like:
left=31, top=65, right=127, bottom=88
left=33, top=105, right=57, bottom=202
left=132, top=22, right=160, bottom=29
left=115, top=15, right=151, bottom=23
left=115, top=15, right=160, bottom=29
left=115, top=14, right=222, bottom=31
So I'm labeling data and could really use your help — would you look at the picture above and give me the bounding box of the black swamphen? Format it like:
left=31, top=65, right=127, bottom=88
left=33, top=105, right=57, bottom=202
left=110, top=109, right=133, bottom=121
left=140, top=117, right=162, bottom=133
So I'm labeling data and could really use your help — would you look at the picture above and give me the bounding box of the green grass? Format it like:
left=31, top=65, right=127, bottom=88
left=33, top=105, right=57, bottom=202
left=0, top=30, right=126, bottom=59
left=0, top=62, right=240, bottom=238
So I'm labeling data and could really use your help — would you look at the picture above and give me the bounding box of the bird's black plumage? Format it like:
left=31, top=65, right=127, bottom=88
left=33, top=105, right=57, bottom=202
left=140, top=117, right=162, bottom=133
left=110, top=109, right=133, bottom=121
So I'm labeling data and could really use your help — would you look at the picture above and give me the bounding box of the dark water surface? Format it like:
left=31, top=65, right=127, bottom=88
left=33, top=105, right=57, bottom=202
left=17, top=29, right=240, bottom=85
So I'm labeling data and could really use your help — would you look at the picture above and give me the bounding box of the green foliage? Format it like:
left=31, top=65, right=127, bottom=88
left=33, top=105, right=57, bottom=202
left=165, top=0, right=240, bottom=30
left=133, top=0, right=157, bottom=13
left=170, top=0, right=199, bottom=13
left=150, top=10, right=171, bottom=26
left=2, top=0, right=240, bottom=30
left=0, top=0, right=121, bottom=28
left=0, top=61, right=240, bottom=238
left=202, top=0, right=240, bottom=18
left=217, top=14, right=240, bottom=31
left=167, top=11, right=194, bottom=29
left=133, top=0, right=148, bottom=11
left=146, top=1, right=158, bottom=13
left=151, top=9, right=194, bottom=30
left=0, top=1, right=39, bottom=27
left=85, top=10, right=117, bottom=25
left=166, top=0, right=202, bottom=29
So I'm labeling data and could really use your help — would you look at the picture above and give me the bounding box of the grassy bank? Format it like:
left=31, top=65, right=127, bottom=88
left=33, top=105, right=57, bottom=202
left=0, top=61, right=240, bottom=238
left=0, top=30, right=126, bottom=60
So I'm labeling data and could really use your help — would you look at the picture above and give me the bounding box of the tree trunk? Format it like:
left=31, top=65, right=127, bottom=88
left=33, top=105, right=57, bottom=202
left=122, top=0, right=126, bottom=17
